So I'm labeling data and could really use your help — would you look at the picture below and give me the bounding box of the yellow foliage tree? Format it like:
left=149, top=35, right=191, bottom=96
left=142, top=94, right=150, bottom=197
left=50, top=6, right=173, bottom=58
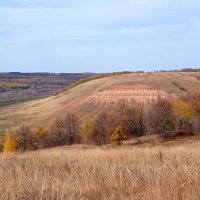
left=33, top=126, right=50, bottom=149
left=172, top=100, right=195, bottom=135
left=173, top=100, right=195, bottom=121
left=111, top=125, right=126, bottom=145
left=3, top=129, right=16, bottom=153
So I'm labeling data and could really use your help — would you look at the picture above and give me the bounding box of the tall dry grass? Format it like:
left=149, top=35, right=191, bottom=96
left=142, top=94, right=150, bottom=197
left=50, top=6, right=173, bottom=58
left=0, top=145, right=200, bottom=200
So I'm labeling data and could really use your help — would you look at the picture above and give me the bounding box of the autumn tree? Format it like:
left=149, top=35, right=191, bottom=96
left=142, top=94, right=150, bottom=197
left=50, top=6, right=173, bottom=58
left=62, top=113, right=80, bottom=145
left=111, top=125, right=126, bottom=145
left=172, top=100, right=194, bottom=135
left=16, top=125, right=32, bottom=151
left=3, top=129, right=16, bottom=153
left=33, top=126, right=50, bottom=149
left=93, top=112, right=109, bottom=145
left=93, top=103, right=145, bottom=145
left=50, top=113, right=80, bottom=146
left=191, top=94, right=200, bottom=117
left=180, top=93, right=200, bottom=134
left=147, top=98, right=175, bottom=137
left=81, top=121, right=95, bottom=144
left=50, top=118, right=65, bottom=146
left=190, top=94, right=200, bottom=134
left=124, top=107, right=145, bottom=137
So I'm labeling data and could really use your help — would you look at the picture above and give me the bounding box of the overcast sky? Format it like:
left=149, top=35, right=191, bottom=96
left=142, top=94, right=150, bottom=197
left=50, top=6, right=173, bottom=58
left=0, top=0, right=200, bottom=73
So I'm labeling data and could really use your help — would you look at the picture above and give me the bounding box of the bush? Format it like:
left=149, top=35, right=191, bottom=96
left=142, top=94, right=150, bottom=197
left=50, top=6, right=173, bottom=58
left=3, top=129, right=16, bottom=153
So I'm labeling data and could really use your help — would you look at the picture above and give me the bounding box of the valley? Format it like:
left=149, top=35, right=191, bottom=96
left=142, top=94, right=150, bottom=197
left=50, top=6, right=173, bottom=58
left=0, top=72, right=95, bottom=107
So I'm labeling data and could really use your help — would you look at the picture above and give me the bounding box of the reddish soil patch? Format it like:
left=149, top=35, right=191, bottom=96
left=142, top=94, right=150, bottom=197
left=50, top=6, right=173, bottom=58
left=80, top=84, right=169, bottom=107
left=111, top=83, right=153, bottom=90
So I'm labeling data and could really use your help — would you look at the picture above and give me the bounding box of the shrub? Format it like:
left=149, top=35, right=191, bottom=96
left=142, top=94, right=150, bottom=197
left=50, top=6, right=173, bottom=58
left=3, top=129, right=16, bottom=153
left=111, top=125, right=126, bottom=145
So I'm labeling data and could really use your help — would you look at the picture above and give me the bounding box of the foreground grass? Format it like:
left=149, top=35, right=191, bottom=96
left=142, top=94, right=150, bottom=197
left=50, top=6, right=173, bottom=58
left=0, top=145, right=200, bottom=200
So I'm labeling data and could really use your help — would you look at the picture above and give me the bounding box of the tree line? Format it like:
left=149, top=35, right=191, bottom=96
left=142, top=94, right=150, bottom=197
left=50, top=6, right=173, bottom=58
left=2, top=113, right=80, bottom=152
left=1, top=94, right=200, bottom=152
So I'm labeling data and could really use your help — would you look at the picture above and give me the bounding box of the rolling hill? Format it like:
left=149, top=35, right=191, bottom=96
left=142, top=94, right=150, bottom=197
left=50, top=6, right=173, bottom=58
left=0, top=72, right=200, bottom=133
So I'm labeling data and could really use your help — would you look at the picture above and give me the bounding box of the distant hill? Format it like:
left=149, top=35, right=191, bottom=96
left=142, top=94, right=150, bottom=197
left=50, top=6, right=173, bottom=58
left=0, top=72, right=96, bottom=108
left=0, top=71, right=200, bottom=133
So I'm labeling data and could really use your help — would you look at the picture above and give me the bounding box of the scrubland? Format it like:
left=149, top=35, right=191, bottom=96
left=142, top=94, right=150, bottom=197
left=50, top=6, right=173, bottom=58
left=0, top=143, right=199, bottom=200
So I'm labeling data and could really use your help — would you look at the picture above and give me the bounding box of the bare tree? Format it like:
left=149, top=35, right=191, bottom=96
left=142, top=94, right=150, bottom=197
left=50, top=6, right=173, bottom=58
left=147, top=98, right=175, bottom=137
left=16, top=125, right=32, bottom=151
left=124, top=107, right=145, bottom=137
left=62, top=113, right=80, bottom=145
left=50, top=118, right=65, bottom=146
left=192, top=117, right=200, bottom=134
left=93, top=112, right=109, bottom=145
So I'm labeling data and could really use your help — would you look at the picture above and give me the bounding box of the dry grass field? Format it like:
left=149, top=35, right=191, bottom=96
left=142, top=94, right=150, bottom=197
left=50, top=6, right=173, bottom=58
left=0, top=141, right=200, bottom=200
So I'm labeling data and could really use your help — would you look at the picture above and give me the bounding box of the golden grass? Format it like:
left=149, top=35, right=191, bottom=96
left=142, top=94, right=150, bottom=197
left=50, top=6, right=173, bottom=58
left=0, top=144, right=200, bottom=200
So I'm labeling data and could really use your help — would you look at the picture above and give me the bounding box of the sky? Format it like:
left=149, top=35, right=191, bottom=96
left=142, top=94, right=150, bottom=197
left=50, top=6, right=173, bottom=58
left=0, top=0, right=200, bottom=73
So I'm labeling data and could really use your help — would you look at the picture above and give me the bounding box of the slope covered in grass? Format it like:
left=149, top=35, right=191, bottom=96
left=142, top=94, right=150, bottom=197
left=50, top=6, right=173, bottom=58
left=0, top=72, right=200, bottom=133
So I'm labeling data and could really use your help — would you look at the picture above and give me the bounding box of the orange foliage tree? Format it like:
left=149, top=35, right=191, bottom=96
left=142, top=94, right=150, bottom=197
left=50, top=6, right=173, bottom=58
left=111, top=125, right=127, bottom=145
left=3, top=129, right=16, bottom=153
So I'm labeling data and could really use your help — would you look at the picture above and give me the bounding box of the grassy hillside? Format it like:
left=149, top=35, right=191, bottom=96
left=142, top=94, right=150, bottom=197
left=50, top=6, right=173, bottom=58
left=0, top=138, right=200, bottom=199
left=0, top=72, right=200, bottom=133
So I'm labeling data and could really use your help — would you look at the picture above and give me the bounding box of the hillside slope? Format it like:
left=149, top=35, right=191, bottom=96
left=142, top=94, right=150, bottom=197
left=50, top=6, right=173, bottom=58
left=0, top=72, right=200, bottom=132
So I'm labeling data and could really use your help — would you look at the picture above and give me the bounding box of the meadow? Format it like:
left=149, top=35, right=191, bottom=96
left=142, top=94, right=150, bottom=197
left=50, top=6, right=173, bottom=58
left=0, top=143, right=199, bottom=200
